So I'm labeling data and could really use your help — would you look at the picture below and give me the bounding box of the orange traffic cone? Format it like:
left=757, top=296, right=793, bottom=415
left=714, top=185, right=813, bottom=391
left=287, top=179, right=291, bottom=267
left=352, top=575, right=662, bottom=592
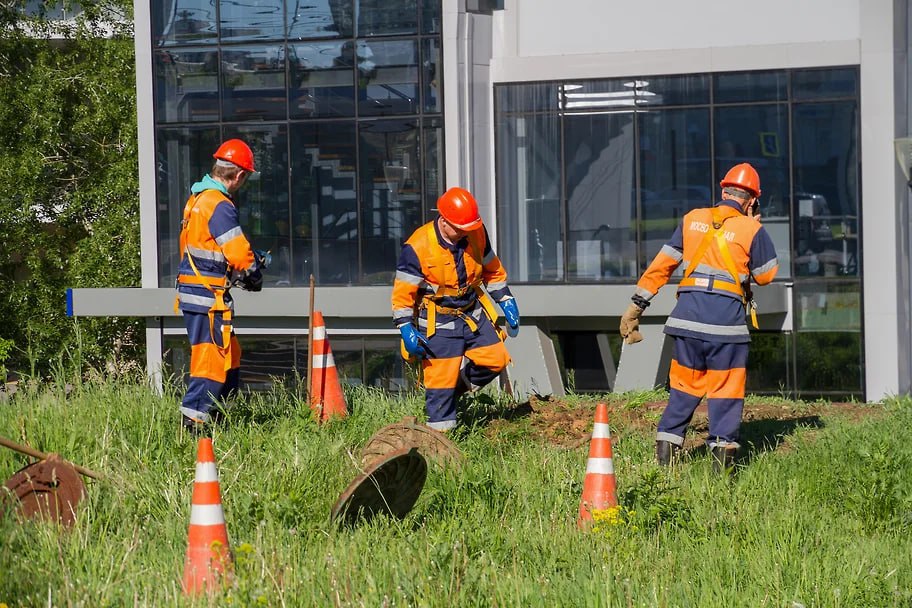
left=577, top=403, right=618, bottom=528
left=310, top=310, right=348, bottom=422
left=183, top=438, right=232, bottom=595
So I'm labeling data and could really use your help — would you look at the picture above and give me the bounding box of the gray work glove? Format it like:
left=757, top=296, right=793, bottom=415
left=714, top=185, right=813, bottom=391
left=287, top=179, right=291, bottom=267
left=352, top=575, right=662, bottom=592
left=619, top=302, right=644, bottom=345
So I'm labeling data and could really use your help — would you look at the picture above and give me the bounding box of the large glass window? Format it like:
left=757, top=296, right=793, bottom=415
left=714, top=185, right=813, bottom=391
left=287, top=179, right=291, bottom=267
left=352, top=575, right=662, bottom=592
left=359, top=119, right=421, bottom=282
left=564, top=111, right=636, bottom=280
left=154, top=48, right=220, bottom=123
left=155, top=126, right=221, bottom=281
left=289, top=41, right=356, bottom=118
left=495, top=112, right=562, bottom=282
left=495, top=66, right=862, bottom=397
left=220, top=0, right=285, bottom=42
left=152, top=0, right=218, bottom=46
left=639, top=108, right=711, bottom=267
left=793, top=102, right=859, bottom=277
left=152, top=0, right=443, bottom=288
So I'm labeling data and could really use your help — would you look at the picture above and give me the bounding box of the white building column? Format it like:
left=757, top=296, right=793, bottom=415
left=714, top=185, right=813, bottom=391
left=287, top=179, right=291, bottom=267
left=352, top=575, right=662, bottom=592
left=861, top=0, right=902, bottom=400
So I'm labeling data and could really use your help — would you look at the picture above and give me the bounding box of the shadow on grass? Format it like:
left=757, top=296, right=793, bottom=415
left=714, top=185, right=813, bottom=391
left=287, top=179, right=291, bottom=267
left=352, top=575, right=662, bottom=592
left=684, top=415, right=824, bottom=471
left=455, top=396, right=535, bottom=432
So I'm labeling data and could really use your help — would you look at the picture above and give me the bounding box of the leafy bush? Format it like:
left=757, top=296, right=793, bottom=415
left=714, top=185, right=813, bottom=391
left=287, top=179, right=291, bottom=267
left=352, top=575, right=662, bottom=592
left=0, top=0, right=142, bottom=378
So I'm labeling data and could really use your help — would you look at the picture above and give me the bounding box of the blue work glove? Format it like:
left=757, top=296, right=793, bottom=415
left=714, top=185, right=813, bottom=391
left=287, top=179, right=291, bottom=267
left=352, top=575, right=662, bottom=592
left=254, top=249, right=272, bottom=269
left=399, top=323, right=430, bottom=358
left=501, top=298, right=520, bottom=338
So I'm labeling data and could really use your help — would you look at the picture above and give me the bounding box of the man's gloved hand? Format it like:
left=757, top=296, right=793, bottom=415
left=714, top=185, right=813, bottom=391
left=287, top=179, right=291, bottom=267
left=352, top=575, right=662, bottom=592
left=619, top=302, right=644, bottom=344
left=501, top=298, right=520, bottom=338
left=240, top=268, right=263, bottom=292
left=254, top=249, right=272, bottom=269
left=399, top=323, right=430, bottom=358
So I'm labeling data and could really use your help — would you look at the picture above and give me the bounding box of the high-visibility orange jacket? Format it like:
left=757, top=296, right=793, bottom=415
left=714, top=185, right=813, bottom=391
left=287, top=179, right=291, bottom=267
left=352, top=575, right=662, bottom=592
left=176, top=176, right=257, bottom=314
left=635, top=200, right=779, bottom=343
left=392, top=220, right=512, bottom=336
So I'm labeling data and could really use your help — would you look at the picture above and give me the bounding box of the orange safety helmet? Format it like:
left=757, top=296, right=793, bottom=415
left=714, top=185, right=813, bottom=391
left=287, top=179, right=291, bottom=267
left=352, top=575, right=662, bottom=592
left=720, top=163, right=761, bottom=197
left=437, top=187, right=482, bottom=230
left=213, top=139, right=256, bottom=173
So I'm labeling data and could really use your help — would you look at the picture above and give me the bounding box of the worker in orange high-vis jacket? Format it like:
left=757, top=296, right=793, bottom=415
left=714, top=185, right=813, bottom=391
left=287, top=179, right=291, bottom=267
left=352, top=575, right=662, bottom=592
left=619, top=163, right=779, bottom=472
left=175, top=139, right=268, bottom=434
left=391, top=187, right=519, bottom=432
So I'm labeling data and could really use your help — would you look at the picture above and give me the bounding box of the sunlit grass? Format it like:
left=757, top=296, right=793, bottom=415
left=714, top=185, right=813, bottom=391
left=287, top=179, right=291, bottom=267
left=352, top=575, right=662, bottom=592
left=1, top=374, right=911, bottom=606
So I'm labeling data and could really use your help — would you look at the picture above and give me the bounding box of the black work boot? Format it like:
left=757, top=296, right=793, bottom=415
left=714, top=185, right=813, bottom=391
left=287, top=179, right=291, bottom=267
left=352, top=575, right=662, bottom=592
left=711, top=445, right=737, bottom=474
left=181, top=415, right=209, bottom=437
left=656, top=440, right=681, bottom=466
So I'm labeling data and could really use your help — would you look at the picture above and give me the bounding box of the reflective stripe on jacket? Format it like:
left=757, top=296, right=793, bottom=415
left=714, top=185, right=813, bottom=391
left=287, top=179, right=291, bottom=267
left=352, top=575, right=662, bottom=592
left=635, top=200, right=779, bottom=343
left=176, top=187, right=256, bottom=314
left=391, top=220, right=512, bottom=332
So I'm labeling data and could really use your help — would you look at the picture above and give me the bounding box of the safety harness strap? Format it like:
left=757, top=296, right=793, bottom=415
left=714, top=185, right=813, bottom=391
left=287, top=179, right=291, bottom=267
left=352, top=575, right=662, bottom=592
left=679, top=207, right=758, bottom=329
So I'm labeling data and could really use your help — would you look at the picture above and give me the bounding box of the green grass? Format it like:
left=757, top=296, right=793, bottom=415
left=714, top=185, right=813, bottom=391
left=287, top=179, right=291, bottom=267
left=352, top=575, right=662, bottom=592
left=1, top=376, right=911, bottom=606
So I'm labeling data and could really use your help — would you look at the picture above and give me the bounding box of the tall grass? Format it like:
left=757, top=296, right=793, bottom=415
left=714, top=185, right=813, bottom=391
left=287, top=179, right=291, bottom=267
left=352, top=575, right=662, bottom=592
left=1, top=374, right=910, bottom=606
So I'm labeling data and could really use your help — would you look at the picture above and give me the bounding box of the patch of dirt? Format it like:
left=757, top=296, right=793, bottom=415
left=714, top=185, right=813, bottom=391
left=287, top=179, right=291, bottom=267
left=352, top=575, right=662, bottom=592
left=485, top=395, right=885, bottom=452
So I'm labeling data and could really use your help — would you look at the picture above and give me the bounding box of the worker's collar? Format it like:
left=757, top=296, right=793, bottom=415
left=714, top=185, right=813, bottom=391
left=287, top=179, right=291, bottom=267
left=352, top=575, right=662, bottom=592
left=190, top=174, right=231, bottom=196
left=433, top=217, right=467, bottom=250
left=715, top=199, right=746, bottom=215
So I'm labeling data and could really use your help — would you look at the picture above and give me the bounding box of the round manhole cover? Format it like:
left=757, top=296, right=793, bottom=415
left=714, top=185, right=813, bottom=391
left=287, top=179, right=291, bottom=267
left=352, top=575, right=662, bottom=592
left=2, top=456, right=86, bottom=527
left=331, top=447, right=427, bottom=527
left=361, top=416, right=463, bottom=468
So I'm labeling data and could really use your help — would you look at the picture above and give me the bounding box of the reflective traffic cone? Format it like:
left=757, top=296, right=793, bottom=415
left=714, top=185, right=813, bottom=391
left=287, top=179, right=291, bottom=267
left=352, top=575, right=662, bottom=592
left=310, top=310, right=348, bottom=422
left=577, top=403, right=618, bottom=528
left=183, top=438, right=231, bottom=595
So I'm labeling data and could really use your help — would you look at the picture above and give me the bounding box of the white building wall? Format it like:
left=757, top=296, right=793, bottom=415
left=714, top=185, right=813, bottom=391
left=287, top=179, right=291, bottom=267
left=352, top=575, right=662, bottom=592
left=513, top=0, right=860, bottom=57
left=491, top=0, right=861, bottom=82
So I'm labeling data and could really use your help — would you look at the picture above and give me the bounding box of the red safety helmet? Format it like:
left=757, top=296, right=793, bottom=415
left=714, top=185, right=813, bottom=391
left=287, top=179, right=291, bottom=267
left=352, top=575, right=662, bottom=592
left=720, top=163, right=761, bottom=197
left=213, top=139, right=256, bottom=173
left=437, top=187, right=482, bottom=230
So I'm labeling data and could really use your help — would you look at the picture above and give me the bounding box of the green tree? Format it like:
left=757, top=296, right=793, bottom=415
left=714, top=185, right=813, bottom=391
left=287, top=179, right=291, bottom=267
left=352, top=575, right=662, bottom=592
left=0, top=0, right=141, bottom=379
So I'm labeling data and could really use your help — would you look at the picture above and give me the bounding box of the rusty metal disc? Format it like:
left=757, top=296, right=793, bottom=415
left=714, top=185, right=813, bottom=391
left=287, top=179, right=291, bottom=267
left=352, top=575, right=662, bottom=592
left=360, top=416, right=463, bottom=468
left=331, top=447, right=427, bottom=527
left=2, top=455, right=86, bottom=527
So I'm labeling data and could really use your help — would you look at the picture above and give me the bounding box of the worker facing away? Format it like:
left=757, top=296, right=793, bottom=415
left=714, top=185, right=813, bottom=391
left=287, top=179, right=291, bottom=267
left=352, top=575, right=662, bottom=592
left=619, top=163, right=779, bottom=472
left=175, top=138, right=269, bottom=434
left=391, top=187, right=520, bottom=432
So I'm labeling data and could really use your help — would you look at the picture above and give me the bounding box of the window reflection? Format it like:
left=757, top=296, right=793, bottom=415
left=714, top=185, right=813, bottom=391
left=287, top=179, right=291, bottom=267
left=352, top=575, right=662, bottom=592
left=356, top=0, right=417, bottom=36
left=714, top=104, right=790, bottom=277
left=358, top=40, right=419, bottom=116
left=289, top=41, right=356, bottom=118
left=639, top=108, right=711, bottom=267
left=290, top=122, right=358, bottom=285
left=223, top=125, right=290, bottom=287
left=155, top=126, right=220, bottom=283
left=219, top=0, right=285, bottom=42
left=745, top=332, right=791, bottom=394
left=793, top=102, right=858, bottom=276
left=421, top=38, right=441, bottom=113
left=360, top=120, right=421, bottom=283
left=287, top=0, right=353, bottom=39
left=496, top=113, right=562, bottom=282
left=239, top=337, right=297, bottom=389
left=564, top=112, right=637, bottom=280
left=714, top=71, right=787, bottom=103
left=422, top=118, right=444, bottom=216
left=153, top=0, right=217, bottom=46
left=154, top=49, right=219, bottom=123
left=796, top=331, right=862, bottom=396
left=421, top=0, right=440, bottom=33
left=795, top=280, right=861, bottom=331
left=792, top=67, right=858, bottom=100
left=221, top=45, right=288, bottom=121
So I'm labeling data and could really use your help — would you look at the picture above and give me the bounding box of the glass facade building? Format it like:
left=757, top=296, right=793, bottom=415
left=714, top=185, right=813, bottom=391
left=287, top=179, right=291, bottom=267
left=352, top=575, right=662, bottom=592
left=495, top=68, right=862, bottom=397
left=148, top=0, right=442, bottom=390
left=151, top=0, right=444, bottom=289
left=92, top=1, right=905, bottom=402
